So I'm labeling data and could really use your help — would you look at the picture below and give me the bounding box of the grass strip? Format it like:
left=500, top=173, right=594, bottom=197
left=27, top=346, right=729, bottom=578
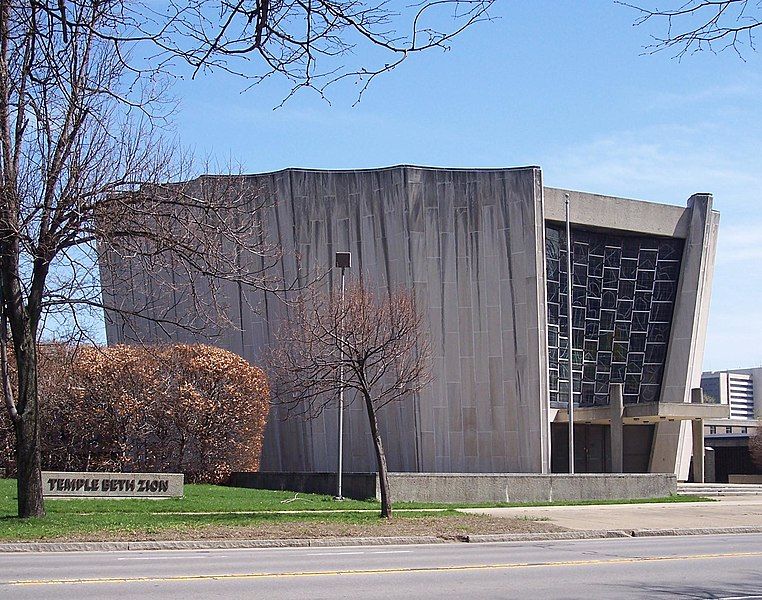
left=0, top=479, right=711, bottom=542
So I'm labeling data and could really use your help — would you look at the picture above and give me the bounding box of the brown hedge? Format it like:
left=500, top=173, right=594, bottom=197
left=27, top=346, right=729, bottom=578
left=1, top=344, right=270, bottom=483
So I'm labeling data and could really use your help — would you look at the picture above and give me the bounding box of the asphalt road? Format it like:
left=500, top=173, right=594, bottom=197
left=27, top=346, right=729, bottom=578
left=2, top=534, right=762, bottom=599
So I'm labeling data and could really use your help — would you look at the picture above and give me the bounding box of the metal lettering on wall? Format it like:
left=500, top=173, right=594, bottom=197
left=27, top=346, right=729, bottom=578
left=545, top=225, right=683, bottom=406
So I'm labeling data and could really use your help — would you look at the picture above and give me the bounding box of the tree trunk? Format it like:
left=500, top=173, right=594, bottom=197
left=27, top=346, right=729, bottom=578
left=13, top=334, right=45, bottom=518
left=363, top=393, right=391, bottom=518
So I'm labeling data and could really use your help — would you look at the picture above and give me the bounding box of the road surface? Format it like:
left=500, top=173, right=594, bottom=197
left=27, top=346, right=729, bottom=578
left=2, top=534, right=762, bottom=599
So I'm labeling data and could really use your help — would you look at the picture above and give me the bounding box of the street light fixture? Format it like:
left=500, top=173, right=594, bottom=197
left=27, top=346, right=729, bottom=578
left=564, top=193, right=575, bottom=475
left=335, top=251, right=351, bottom=500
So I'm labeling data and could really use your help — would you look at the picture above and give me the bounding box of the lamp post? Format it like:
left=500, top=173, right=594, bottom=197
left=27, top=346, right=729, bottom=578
left=564, top=193, right=575, bottom=475
left=335, top=251, right=351, bottom=500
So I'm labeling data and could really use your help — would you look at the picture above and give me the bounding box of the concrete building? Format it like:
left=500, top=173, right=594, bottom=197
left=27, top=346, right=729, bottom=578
left=701, top=368, right=761, bottom=435
left=102, top=165, right=727, bottom=480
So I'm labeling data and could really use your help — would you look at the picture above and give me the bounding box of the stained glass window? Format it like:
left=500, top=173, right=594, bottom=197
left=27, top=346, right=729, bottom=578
left=545, top=225, right=683, bottom=406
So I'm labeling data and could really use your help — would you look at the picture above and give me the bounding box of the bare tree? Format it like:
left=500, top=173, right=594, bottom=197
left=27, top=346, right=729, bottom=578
left=621, top=0, right=762, bottom=58
left=1, top=0, right=490, bottom=519
left=29, top=0, right=494, bottom=103
left=0, top=2, right=278, bottom=518
left=268, top=282, right=431, bottom=518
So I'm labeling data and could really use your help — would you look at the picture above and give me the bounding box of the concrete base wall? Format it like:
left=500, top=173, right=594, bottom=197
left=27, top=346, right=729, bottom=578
left=228, top=472, right=377, bottom=500
left=229, top=472, right=677, bottom=503
left=728, top=474, right=762, bottom=484
left=384, top=473, right=677, bottom=503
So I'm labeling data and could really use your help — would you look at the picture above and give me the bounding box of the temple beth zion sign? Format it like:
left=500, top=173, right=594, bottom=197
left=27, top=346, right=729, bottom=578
left=42, top=471, right=184, bottom=498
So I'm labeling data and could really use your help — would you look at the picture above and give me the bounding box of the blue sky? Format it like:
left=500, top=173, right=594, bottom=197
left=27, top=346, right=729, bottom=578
left=148, top=2, right=762, bottom=370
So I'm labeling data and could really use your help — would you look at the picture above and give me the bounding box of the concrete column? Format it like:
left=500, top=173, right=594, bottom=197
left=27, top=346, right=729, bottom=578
left=705, top=447, right=715, bottom=483
left=691, top=387, right=705, bottom=483
left=691, top=387, right=704, bottom=404
left=692, top=418, right=705, bottom=483
left=610, top=383, right=624, bottom=473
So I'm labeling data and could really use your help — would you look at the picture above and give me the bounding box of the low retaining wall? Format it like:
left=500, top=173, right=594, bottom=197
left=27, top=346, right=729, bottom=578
left=385, top=473, right=677, bottom=503
left=228, top=472, right=377, bottom=500
left=229, top=472, right=677, bottom=503
left=728, top=474, right=762, bottom=484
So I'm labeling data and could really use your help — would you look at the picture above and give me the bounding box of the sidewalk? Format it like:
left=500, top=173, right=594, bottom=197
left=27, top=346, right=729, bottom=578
left=460, top=496, right=762, bottom=531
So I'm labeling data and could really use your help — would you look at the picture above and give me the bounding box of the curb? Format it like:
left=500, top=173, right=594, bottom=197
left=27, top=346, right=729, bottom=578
left=464, top=530, right=634, bottom=543
left=630, top=526, right=762, bottom=537
left=464, top=526, right=762, bottom=543
left=0, top=536, right=445, bottom=553
left=2, top=527, right=762, bottom=553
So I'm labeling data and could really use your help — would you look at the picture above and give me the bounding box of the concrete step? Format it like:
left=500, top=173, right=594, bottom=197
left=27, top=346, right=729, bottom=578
left=681, top=489, right=762, bottom=493
left=678, top=483, right=762, bottom=488
left=677, top=483, right=762, bottom=496
left=679, top=486, right=762, bottom=490
left=682, top=491, right=762, bottom=496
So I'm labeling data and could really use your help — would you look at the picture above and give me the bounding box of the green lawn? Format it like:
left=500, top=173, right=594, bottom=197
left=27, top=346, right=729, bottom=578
left=8, top=482, right=381, bottom=514
left=0, top=479, right=711, bottom=542
left=0, top=481, right=424, bottom=540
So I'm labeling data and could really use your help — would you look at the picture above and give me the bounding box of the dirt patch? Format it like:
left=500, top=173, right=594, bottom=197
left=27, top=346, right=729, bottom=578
left=32, top=514, right=566, bottom=542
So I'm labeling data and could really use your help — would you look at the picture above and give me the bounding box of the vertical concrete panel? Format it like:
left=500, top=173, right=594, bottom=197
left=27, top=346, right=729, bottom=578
left=651, top=195, right=719, bottom=478
left=104, top=166, right=548, bottom=475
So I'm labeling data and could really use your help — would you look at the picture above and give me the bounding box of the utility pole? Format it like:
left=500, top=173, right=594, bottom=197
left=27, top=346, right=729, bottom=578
left=334, top=251, right=351, bottom=499
left=565, top=193, right=575, bottom=475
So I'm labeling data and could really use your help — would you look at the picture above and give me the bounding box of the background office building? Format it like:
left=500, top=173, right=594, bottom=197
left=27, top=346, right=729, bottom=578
left=103, top=166, right=724, bottom=480
left=701, top=368, right=761, bottom=481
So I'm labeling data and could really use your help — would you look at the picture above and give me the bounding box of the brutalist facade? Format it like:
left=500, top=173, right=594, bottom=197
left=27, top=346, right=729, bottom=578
left=103, top=166, right=722, bottom=479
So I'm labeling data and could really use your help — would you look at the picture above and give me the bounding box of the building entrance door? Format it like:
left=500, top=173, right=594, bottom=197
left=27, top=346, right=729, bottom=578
left=551, top=423, right=610, bottom=473
left=577, top=424, right=608, bottom=473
